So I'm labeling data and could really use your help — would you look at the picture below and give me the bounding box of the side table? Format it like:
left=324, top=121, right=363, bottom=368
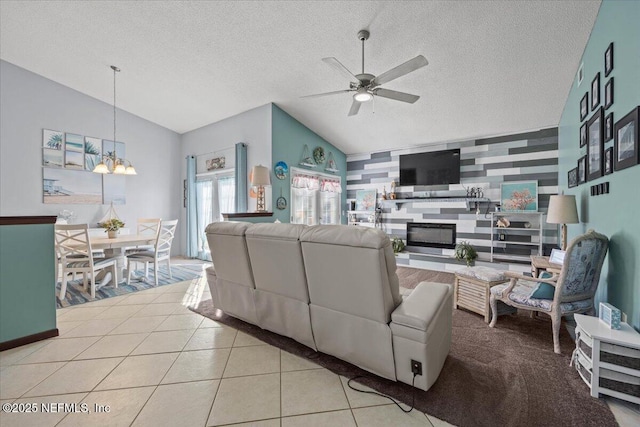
left=454, top=267, right=515, bottom=323
left=573, top=314, right=640, bottom=405
left=530, top=255, right=562, bottom=278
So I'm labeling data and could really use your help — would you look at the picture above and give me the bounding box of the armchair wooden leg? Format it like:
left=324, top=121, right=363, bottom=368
left=551, top=312, right=562, bottom=354
left=489, top=294, right=499, bottom=327
left=586, top=307, right=596, bottom=316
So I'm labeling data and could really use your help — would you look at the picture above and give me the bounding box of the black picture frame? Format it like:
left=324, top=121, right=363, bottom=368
left=577, top=155, right=587, bottom=184
left=591, top=73, right=600, bottom=111
left=587, top=107, right=604, bottom=181
left=568, top=168, right=578, bottom=188
left=604, top=147, right=613, bottom=175
left=580, top=92, right=589, bottom=121
left=605, top=113, right=614, bottom=142
left=580, top=122, right=588, bottom=147
left=604, top=78, right=614, bottom=110
left=614, top=106, right=640, bottom=172
left=605, top=42, right=614, bottom=77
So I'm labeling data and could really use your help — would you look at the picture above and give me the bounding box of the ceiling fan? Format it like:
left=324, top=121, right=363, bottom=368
left=302, top=29, right=428, bottom=116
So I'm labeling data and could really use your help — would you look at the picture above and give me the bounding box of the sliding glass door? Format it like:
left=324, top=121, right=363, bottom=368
left=195, top=171, right=235, bottom=260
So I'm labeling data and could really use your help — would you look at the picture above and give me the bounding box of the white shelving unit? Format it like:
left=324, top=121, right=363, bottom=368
left=382, top=197, right=490, bottom=211
left=347, top=210, right=381, bottom=228
left=490, top=212, right=544, bottom=263
left=574, top=314, right=640, bottom=405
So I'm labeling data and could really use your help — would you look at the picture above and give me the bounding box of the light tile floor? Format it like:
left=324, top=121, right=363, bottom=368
left=1, top=275, right=637, bottom=427
left=0, top=278, right=447, bottom=427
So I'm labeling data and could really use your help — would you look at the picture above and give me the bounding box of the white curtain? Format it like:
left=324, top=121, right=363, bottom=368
left=217, top=176, right=235, bottom=219
left=291, top=172, right=341, bottom=225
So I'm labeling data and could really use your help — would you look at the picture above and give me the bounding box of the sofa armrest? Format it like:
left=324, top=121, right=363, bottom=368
left=391, top=282, right=453, bottom=332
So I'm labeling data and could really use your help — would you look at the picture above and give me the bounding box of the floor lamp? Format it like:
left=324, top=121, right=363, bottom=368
left=547, top=194, right=579, bottom=250
left=251, top=165, right=270, bottom=213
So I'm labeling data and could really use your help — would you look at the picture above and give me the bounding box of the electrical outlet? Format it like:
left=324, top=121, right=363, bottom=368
left=411, top=359, right=422, bottom=376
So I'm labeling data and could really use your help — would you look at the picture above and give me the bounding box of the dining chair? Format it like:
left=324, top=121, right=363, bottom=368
left=489, top=230, right=609, bottom=354
left=124, top=218, right=161, bottom=276
left=55, top=224, right=118, bottom=300
left=126, top=219, right=178, bottom=286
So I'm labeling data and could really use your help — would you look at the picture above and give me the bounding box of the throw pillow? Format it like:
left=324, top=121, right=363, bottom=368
left=530, top=271, right=555, bottom=299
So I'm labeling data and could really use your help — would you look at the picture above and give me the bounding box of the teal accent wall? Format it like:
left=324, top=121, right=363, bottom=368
left=0, top=223, right=57, bottom=344
left=558, top=0, right=640, bottom=330
left=271, top=104, right=347, bottom=223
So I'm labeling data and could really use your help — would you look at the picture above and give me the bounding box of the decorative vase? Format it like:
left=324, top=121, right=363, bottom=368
left=107, top=230, right=118, bottom=239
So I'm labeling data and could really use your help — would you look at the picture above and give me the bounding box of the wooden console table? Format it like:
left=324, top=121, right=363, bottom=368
left=530, top=256, right=562, bottom=278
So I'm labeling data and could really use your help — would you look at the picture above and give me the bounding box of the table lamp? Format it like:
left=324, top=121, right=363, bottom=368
left=547, top=194, right=579, bottom=250
left=251, top=165, right=270, bottom=212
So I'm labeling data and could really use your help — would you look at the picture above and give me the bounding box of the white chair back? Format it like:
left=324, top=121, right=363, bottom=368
left=137, top=218, right=161, bottom=238
left=54, top=224, right=94, bottom=263
left=156, top=220, right=178, bottom=255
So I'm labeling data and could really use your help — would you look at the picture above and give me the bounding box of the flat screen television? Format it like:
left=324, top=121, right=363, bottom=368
left=399, top=149, right=461, bottom=186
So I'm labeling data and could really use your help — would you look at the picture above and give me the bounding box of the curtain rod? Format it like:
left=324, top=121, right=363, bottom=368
left=194, top=145, right=236, bottom=158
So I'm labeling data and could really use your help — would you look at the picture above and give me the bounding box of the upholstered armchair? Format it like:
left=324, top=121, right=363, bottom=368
left=489, top=230, right=609, bottom=354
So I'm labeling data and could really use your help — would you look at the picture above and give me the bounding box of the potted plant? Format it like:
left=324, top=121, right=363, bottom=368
left=99, top=218, right=125, bottom=238
left=391, top=237, right=405, bottom=255
left=454, top=241, right=478, bottom=266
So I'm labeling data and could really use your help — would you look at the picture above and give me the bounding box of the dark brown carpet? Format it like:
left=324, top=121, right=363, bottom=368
left=192, top=266, right=616, bottom=427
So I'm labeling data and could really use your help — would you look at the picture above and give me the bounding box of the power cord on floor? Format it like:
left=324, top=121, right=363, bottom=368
left=347, top=373, right=418, bottom=413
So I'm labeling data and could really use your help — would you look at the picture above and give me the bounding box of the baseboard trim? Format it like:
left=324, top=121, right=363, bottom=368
left=0, top=328, right=59, bottom=352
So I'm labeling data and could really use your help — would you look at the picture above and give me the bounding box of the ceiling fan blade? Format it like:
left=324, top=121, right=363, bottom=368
left=301, top=89, right=352, bottom=99
left=371, top=55, right=428, bottom=87
left=348, top=99, right=361, bottom=116
left=322, top=57, right=358, bottom=82
left=374, top=88, right=420, bottom=103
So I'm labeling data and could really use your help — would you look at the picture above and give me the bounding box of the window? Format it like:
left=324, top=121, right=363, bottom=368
left=290, top=169, right=341, bottom=225
left=195, top=171, right=235, bottom=260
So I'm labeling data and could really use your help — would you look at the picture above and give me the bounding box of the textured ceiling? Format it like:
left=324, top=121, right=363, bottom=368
left=0, top=1, right=600, bottom=154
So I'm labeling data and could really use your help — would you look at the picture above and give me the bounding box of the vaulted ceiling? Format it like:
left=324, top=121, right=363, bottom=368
left=0, top=1, right=600, bottom=154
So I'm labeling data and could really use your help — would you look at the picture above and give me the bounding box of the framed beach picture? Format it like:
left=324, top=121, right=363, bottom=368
left=43, top=149, right=64, bottom=168
left=591, top=73, right=600, bottom=111
left=43, top=168, right=102, bottom=204
left=64, top=151, right=84, bottom=169
left=587, top=107, right=604, bottom=181
left=43, top=129, right=63, bottom=150
left=568, top=168, right=578, bottom=188
left=577, top=156, right=587, bottom=184
left=355, top=189, right=377, bottom=212
left=500, top=181, right=538, bottom=212
left=84, top=137, right=102, bottom=171
left=614, top=106, right=640, bottom=172
left=65, top=133, right=84, bottom=153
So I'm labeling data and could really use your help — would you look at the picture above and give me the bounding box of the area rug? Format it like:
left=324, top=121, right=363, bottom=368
left=191, top=266, right=616, bottom=427
left=56, top=263, right=209, bottom=308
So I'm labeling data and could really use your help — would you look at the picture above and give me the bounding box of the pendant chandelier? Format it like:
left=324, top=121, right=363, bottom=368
left=93, top=65, right=137, bottom=175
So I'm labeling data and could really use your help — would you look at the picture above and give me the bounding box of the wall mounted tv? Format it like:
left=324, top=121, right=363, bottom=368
left=399, top=149, right=461, bottom=186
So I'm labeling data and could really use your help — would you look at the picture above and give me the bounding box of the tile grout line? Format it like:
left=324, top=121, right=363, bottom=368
left=204, top=331, right=235, bottom=427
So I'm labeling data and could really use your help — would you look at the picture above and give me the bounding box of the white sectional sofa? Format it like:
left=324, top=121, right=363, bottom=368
left=205, top=222, right=453, bottom=391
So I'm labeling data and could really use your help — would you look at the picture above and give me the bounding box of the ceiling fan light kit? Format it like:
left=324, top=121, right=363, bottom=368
left=303, top=29, right=428, bottom=116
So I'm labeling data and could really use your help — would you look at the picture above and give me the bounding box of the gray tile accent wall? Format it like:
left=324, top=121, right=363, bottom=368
left=346, top=128, right=559, bottom=271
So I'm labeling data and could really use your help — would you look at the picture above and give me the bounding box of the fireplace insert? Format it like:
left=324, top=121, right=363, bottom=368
left=406, top=222, right=457, bottom=249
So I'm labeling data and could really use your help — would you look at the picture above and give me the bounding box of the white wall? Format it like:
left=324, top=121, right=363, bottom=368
left=179, top=103, right=272, bottom=253
left=0, top=60, right=182, bottom=252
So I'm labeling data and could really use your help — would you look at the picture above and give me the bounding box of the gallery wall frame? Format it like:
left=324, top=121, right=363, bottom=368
left=591, top=73, right=600, bottom=111
left=580, top=92, right=589, bottom=121
left=604, top=78, right=614, bottom=110
left=614, top=106, right=640, bottom=172
left=568, top=168, right=578, bottom=188
left=578, top=155, right=587, bottom=185
left=587, top=107, right=604, bottom=181
left=605, top=42, right=614, bottom=77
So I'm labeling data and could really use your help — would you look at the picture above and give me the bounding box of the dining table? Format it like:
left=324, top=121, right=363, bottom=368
left=90, top=233, right=156, bottom=287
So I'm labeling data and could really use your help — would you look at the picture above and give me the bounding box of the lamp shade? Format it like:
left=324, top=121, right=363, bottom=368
left=547, top=195, right=579, bottom=224
left=251, top=165, right=271, bottom=186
